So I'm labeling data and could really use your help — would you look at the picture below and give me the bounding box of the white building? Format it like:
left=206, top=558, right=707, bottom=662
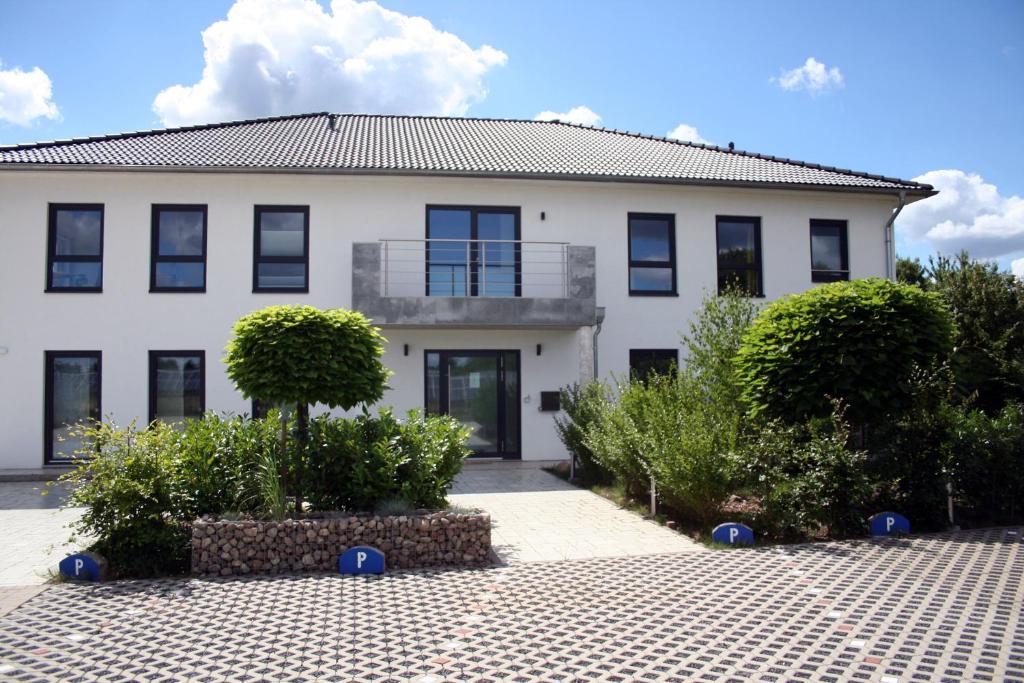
left=0, top=113, right=934, bottom=471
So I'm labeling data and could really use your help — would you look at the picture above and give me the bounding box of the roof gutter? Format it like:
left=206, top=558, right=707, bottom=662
left=884, top=190, right=907, bottom=281
left=0, top=164, right=936, bottom=198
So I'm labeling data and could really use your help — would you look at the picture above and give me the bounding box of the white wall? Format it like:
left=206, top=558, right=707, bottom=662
left=0, top=170, right=899, bottom=468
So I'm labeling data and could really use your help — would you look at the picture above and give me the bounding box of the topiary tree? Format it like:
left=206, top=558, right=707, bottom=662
left=736, top=278, right=955, bottom=425
left=225, top=305, right=390, bottom=512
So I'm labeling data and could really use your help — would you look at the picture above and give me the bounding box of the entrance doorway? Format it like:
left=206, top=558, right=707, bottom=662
left=425, top=350, right=520, bottom=459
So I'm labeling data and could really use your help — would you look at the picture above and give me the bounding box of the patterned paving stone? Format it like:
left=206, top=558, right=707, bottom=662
left=0, top=527, right=1021, bottom=682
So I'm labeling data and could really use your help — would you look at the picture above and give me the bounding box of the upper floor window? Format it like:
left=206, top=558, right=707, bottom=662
left=810, top=219, right=849, bottom=282
left=254, top=206, right=309, bottom=292
left=151, top=205, right=207, bottom=292
left=149, top=350, right=205, bottom=424
left=628, top=213, right=676, bottom=296
left=716, top=216, right=763, bottom=296
left=426, top=206, right=519, bottom=297
left=629, top=349, right=678, bottom=381
left=47, top=204, right=103, bottom=292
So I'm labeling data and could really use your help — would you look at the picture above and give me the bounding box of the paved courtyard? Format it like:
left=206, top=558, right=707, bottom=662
left=0, top=527, right=1021, bottom=682
left=449, top=461, right=702, bottom=563
left=0, top=483, right=81, bottom=600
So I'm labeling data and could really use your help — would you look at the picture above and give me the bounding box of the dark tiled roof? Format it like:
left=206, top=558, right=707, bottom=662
left=0, top=113, right=932, bottom=194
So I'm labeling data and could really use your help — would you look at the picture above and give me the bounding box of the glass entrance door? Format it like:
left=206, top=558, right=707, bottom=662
left=425, top=350, right=520, bottom=458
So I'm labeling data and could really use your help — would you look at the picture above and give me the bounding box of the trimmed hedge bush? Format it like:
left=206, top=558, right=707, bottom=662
left=736, top=278, right=955, bottom=424
left=57, top=410, right=469, bottom=577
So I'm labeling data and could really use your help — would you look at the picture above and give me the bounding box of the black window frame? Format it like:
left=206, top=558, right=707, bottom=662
left=810, top=219, right=850, bottom=283
left=46, top=203, right=104, bottom=293
left=627, top=212, right=677, bottom=296
left=150, top=204, right=208, bottom=293
left=425, top=204, right=522, bottom=297
left=253, top=205, right=310, bottom=293
left=715, top=215, right=764, bottom=297
left=629, top=349, right=679, bottom=381
left=148, top=350, right=206, bottom=424
left=44, top=350, right=101, bottom=464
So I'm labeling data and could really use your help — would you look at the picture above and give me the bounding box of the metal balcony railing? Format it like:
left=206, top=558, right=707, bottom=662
left=379, top=239, right=573, bottom=298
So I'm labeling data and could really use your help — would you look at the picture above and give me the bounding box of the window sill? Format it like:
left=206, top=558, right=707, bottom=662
left=628, top=291, right=679, bottom=297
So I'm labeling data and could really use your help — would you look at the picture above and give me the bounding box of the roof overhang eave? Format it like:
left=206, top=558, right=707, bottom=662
left=0, top=163, right=935, bottom=197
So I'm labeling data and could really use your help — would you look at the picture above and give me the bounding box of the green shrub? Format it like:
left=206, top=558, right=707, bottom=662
left=554, top=382, right=614, bottom=485
left=737, top=278, right=955, bottom=424
left=585, top=379, right=657, bottom=500
left=59, top=421, right=191, bottom=577
left=173, top=412, right=282, bottom=519
left=586, top=373, right=738, bottom=525
left=863, top=367, right=956, bottom=531
left=680, top=286, right=758, bottom=415
left=948, top=402, right=1024, bottom=524
left=59, top=407, right=468, bottom=577
left=304, top=408, right=469, bottom=512
left=739, top=410, right=871, bottom=539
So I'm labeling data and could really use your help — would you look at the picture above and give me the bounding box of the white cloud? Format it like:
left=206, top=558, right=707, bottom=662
left=774, top=57, right=844, bottom=94
left=1012, top=258, right=1024, bottom=279
left=0, top=61, right=60, bottom=126
left=897, top=169, right=1024, bottom=259
left=665, top=123, right=709, bottom=144
left=533, top=105, right=601, bottom=127
left=152, top=0, right=508, bottom=126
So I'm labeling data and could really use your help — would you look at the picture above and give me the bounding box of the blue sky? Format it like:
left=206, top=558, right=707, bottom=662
left=1, top=0, right=1022, bottom=270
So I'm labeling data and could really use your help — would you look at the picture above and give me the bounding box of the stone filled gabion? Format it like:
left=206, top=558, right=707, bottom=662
left=191, top=510, right=491, bottom=576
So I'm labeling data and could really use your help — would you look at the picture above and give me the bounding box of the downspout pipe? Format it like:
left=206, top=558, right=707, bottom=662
left=885, top=190, right=907, bottom=280
left=592, top=306, right=606, bottom=380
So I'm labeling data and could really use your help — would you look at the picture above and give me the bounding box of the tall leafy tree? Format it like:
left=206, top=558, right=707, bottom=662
left=927, top=252, right=1024, bottom=412
left=225, top=305, right=390, bottom=512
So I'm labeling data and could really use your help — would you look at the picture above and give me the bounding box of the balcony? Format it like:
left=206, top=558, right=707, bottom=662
left=352, top=239, right=597, bottom=328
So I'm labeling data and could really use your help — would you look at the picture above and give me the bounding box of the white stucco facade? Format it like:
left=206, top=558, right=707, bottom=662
left=0, top=169, right=902, bottom=469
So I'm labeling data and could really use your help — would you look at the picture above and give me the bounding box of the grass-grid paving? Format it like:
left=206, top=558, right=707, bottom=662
left=0, top=527, right=1021, bottom=682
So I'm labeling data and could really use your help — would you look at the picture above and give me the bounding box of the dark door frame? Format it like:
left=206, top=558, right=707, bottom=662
left=424, top=349, right=521, bottom=459
left=424, top=205, right=522, bottom=297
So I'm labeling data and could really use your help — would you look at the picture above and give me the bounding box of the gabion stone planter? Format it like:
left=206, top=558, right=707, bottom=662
left=191, top=510, right=491, bottom=576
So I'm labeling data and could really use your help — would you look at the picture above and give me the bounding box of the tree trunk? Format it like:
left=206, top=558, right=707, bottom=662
left=295, top=402, right=309, bottom=516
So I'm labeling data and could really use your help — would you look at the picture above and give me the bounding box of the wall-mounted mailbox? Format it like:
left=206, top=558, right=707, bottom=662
left=539, top=391, right=561, bottom=412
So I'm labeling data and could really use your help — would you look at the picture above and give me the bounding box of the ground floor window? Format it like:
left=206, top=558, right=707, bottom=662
left=629, top=348, right=678, bottom=381
left=45, top=351, right=101, bottom=463
left=149, top=351, right=205, bottom=424
left=425, top=350, right=520, bottom=458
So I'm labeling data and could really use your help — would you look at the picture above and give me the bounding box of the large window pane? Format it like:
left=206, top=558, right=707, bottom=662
left=151, top=205, right=206, bottom=291
left=716, top=216, right=762, bottom=296
left=157, top=211, right=204, bottom=256
left=425, top=352, right=441, bottom=415
left=254, top=206, right=309, bottom=292
left=628, top=213, right=676, bottom=295
left=717, top=221, right=757, bottom=266
left=50, top=262, right=102, bottom=289
left=629, top=349, right=678, bottom=381
left=629, top=219, right=671, bottom=262
left=426, top=206, right=520, bottom=297
left=257, top=262, right=306, bottom=289
left=155, top=262, right=205, bottom=288
left=47, top=353, right=100, bottom=462
left=259, top=211, right=306, bottom=257
left=48, top=204, right=103, bottom=291
left=151, top=353, right=204, bottom=424
left=630, top=266, right=673, bottom=292
left=54, top=210, right=102, bottom=256
left=811, top=220, right=848, bottom=282
left=718, top=268, right=760, bottom=294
